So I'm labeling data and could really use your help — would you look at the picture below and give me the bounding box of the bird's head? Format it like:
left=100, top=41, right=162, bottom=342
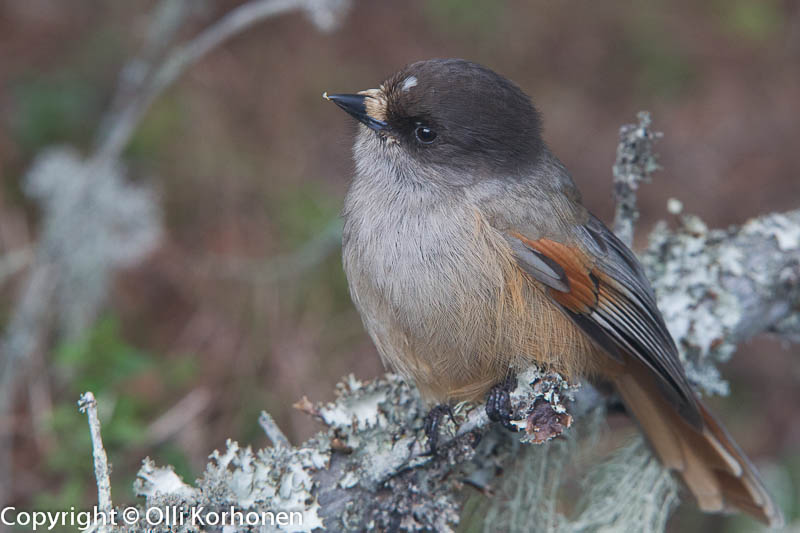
left=326, top=59, right=545, bottom=185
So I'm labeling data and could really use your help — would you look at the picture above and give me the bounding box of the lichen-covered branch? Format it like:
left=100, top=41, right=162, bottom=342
left=643, top=210, right=800, bottom=395
left=131, top=370, right=575, bottom=532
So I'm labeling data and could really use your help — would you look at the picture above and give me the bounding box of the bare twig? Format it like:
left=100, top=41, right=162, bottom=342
left=612, top=111, right=662, bottom=246
left=96, top=0, right=350, bottom=162
left=0, top=247, right=32, bottom=286
left=78, top=392, right=112, bottom=533
left=146, top=388, right=211, bottom=446
left=259, top=410, right=291, bottom=448
left=95, top=0, right=194, bottom=145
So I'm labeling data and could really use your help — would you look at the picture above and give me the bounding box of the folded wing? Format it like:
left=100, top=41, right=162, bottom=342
left=506, top=214, right=701, bottom=427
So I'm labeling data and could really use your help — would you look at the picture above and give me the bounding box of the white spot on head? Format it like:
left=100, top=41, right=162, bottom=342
left=401, top=76, right=418, bottom=92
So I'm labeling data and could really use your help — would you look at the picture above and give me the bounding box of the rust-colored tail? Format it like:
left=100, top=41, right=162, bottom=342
left=612, top=361, right=783, bottom=527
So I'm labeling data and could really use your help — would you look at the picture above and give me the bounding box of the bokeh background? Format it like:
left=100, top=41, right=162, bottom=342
left=1, top=1, right=798, bottom=531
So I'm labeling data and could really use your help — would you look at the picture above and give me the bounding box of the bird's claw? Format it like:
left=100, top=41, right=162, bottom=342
left=485, top=372, right=519, bottom=432
left=423, top=404, right=455, bottom=454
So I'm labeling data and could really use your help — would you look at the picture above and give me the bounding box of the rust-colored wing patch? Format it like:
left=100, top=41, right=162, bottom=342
left=510, top=233, right=598, bottom=313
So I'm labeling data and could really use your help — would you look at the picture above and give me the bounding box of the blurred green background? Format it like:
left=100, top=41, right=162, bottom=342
left=0, top=0, right=798, bottom=531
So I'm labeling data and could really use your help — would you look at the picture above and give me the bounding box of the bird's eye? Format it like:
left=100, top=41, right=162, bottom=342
left=414, top=125, right=437, bottom=144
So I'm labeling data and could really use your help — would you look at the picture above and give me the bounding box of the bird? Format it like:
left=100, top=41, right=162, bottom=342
left=324, top=58, right=782, bottom=527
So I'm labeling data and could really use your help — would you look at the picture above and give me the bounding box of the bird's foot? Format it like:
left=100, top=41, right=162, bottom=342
left=485, top=372, right=519, bottom=432
left=423, top=404, right=455, bottom=454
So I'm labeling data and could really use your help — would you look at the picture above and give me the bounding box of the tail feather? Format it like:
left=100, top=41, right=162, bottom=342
left=613, top=362, right=783, bottom=527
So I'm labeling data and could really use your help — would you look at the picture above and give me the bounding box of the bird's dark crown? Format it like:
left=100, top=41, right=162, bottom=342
left=382, top=59, right=544, bottom=173
left=329, top=59, right=545, bottom=176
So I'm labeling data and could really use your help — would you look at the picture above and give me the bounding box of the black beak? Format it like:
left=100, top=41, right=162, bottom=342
left=324, top=93, right=387, bottom=131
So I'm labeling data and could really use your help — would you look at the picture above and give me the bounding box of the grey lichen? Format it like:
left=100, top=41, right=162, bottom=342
left=21, top=146, right=162, bottom=340
left=612, top=111, right=663, bottom=247
left=480, top=411, right=680, bottom=533
left=132, top=435, right=329, bottom=532
left=641, top=209, right=800, bottom=395
left=571, top=437, right=680, bottom=533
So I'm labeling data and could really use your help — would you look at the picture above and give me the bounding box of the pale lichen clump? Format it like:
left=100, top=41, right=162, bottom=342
left=133, top=436, right=329, bottom=532
left=642, top=209, right=800, bottom=395
left=122, top=366, right=574, bottom=533
left=643, top=216, right=740, bottom=395
left=748, top=212, right=800, bottom=252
